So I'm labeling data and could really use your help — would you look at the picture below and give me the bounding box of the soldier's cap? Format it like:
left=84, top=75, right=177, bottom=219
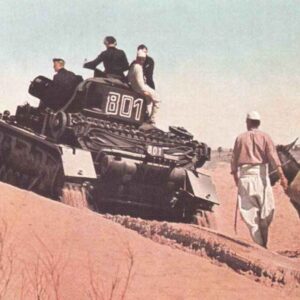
left=246, top=111, right=261, bottom=121
left=104, top=36, right=117, bottom=46
left=52, top=58, right=65, bottom=64
left=137, top=44, right=148, bottom=50
left=137, top=49, right=146, bottom=58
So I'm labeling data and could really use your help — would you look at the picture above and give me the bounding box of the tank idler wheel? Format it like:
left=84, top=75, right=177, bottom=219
left=61, top=183, right=89, bottom=209
left=193, top=210, right=217, bottom=230
left=49, top=111, right=67, bottom=140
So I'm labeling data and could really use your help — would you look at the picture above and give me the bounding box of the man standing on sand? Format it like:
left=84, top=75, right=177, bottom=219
left=231, top=111, right=288, bottom=248
left=128, top=49, right=160, bottom=125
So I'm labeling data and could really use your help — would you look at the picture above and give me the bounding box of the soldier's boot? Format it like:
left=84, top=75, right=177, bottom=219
left=149, top=102, right=159, bottom=124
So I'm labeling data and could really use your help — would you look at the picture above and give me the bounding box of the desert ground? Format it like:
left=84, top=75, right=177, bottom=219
left=0, top=151, right=299, bottom=300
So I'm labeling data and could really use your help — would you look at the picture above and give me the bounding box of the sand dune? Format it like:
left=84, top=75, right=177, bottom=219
left=0, top=160, right=299, bottom=299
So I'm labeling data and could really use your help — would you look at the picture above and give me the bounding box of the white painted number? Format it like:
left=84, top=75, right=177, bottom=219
left=147, top=145, right=163, bottom=157
left=106, top=92, right=120, bottom=115
left=133, top=98, right=143, bottom=121
left=120, top=95, right=133, bottom=118
left=106, top=92, right=144, bottom=121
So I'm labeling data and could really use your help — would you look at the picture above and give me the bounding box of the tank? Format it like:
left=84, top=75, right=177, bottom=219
left=0, top=75, right=219, bottom=226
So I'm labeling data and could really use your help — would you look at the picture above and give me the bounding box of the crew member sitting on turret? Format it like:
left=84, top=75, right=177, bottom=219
left=137, top=44, right=155, bottom=89
left=128, top=50, right=160, bottom=125
left=83, top=36, right=129, bottom=79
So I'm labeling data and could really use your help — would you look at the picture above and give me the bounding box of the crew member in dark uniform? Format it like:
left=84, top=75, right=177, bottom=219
left=137, top=44, right=155, bottom=89
left=53, top=58, right=77, bottom=91
left=83, top=36, right=129, bottom=79
left=50, top=58, right=81, bottom=109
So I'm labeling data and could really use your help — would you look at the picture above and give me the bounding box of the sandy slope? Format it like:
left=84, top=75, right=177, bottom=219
left=0, top=181, right=298, bottom=300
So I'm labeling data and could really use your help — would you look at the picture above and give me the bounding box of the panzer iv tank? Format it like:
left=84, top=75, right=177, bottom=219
left=0, top=74, right=218, bottom=226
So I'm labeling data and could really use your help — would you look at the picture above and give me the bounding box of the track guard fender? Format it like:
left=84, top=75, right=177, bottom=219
left=185, top=170, right=219, bottom=205
left=60, top=146, right=97, bottom=180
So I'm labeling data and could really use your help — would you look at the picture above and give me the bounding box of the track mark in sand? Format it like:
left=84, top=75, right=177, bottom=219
left=278, top=250, right=300, bottom=259
left=104, top=214, right=300, bottom=288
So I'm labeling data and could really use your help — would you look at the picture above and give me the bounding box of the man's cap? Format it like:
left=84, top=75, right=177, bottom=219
left=137, top=44, right=147, bottom=50
left=246, top=111, right=261, bottom=121
left=104, top=36, right=117, bottom=46
left=52, top=58, right=65, bottom=64
left=137, top=49, right=146, bottom=58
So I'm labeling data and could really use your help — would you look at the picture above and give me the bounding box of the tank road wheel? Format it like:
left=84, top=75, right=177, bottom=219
left=14, top=171, right=22, bottom=187
left=193, top=210, right=217, bottom=230
left=48, top=165, right=63, bottom=200
left=19, top=174, right=30, bottom=189
left=5, top=168, right=16, bottom=185
left=0, top=165, right=7, bottom=181
left=61, top=183, right=89, bottom=209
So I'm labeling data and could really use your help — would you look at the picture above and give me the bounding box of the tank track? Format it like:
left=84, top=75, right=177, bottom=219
left=67, top=112, right=207, bottom=168
left=12, top=105, right=209, bottom=168
left=71, top=113, right=192, bottom=146
left=0, top=120, right=88, bottom=208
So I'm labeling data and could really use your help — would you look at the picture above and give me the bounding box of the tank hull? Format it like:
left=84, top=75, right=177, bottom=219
left=0, top=76, right=219, bottom=224
left=0, top=118, right=217, bottom=222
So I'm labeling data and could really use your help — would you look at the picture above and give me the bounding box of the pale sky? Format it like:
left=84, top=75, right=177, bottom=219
left=0, top=0, right=299, bottom=148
